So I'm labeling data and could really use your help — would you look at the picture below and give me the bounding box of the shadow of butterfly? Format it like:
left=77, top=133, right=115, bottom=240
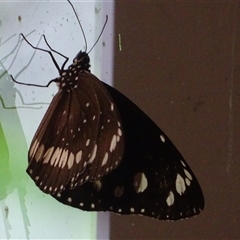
left=12, top=0, right=204, bottom=220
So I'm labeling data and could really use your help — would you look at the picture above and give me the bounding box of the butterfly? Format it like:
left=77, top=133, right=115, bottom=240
left=12, top=0, right=204, bottom=220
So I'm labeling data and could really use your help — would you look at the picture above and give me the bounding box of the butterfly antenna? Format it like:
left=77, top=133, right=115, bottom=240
left=88, top=15, right=108, bottom=54
left=67, top=0, right=88, bottom=51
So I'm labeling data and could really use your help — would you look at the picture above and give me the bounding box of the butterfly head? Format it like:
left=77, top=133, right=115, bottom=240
left=72, top=51, right=90, bottom=72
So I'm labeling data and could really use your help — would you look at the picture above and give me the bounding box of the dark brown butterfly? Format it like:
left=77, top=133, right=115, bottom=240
left=11, top=0, right=204, bottom=220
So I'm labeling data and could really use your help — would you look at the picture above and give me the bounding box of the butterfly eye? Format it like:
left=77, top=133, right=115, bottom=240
left=11, top=0, right=204, bottom=221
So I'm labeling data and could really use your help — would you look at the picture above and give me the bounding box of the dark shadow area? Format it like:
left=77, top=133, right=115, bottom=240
left=111, top=1, right=240, bottom=239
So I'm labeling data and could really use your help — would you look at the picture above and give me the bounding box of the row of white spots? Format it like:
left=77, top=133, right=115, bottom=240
left=102, top=121, right=123, bottom=169
left=112, top=207, right=145, bottom=214
left=184, top=169, right=193, bottom=181
left=178, top=161, right=193, bottom=190
left=65, top=197, right=96, bottom=209
left=41, top=145, right=85, bottom=171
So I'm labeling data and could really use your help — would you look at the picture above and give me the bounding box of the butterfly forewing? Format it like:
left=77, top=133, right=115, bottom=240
left=52, top=83, right=204, bottom=220
left=27, top=53, right=124, bottom=194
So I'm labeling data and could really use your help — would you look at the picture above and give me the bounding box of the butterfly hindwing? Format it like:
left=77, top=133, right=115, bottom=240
left=52, top=83, right=204, bottom=220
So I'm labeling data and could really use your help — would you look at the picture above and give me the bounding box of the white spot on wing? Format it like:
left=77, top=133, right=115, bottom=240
left=53, top=148, right=63, bottom=167
left=110, top=135, right=117, bottom=152
left=76, top=150, right=82, bottom=164
left=50, top=147, right=61, bottom=166
left=35, top=144, right=45, bottom=162
left=29, top=139, right=39, bottom=158
left=88, top=144, right=97, bottom=163
left=117, top=128, right=122, bottom=136
left=160, top=134, right=165, bottom=142
left=133, top=172, right=148, bottom=193
left=43, top=147, right=54, bottom=164
left=166, top=191, right=174, bottom=206
left=86, top=139, right=90, bottom=146
left=184, top=169, right=192, bottom=180
left=185, top=178, right=191, bottom=186
left=59, top=149, right=68, bottom=168
left=111, top=103, right=114, bottom=111
left=102, top=152, right=108, bottom=166
left=176, top=174, right=186, bottom=195
left=67, top=152, right=74, bottom=169
left=181, top=160, right=186, bottom=167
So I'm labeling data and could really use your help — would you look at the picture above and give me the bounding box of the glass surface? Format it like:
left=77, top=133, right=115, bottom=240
left=0, top=1, right=114, bottom=239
